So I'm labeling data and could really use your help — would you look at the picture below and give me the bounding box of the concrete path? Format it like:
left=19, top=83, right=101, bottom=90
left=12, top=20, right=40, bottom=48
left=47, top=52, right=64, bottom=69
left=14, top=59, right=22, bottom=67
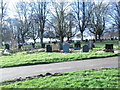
left=0, top=56, right=119, bottom=81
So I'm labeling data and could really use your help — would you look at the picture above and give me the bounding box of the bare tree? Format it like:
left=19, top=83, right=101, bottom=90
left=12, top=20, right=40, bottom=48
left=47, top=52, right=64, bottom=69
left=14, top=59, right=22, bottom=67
left=15, top=0, right=31, bottom=44
left=32, top=0, right=48, bottom=47
left=66, top=12, right=77, bottom=41
left=0, top=0, right=7, bottom=46
left=49, top=1, right=70, bottom=43
left=116, top=2, right=120, bottom=42
left=2, top=18, right=16, bottom=42
left=72, top=0, right=91, bottom=41
left=88, top=1, right=108, bottom=40
left=109, top=1, right=120, bottom=44
left=28, top=14, right=39, bottom=44
left=24, top=2, right=39, bottom=44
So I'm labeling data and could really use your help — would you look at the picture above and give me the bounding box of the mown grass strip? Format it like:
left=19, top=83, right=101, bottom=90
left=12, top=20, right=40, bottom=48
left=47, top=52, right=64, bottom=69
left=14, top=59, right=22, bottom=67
left=0, top=68, right=119, bottom=88
left=0, top=52, right=118, bottom=68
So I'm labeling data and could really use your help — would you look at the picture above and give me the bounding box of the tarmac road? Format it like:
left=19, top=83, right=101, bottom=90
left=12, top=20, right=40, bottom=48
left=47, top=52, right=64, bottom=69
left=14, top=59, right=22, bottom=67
left=0, top=56, right=119, bottom=81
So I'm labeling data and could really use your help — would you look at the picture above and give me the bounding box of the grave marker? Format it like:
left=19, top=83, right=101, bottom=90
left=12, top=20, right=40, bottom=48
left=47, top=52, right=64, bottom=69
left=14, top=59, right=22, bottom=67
left=52, top=42, right=60, bottom=52
left=46, top=45, right=52, bottom=52
left=18, top=43, right=23, bottom=49
left=5, top=44, right=10, bottom=50
left=63, top=42, right=70, bottom=53
left=59, top=43, right=63, bottom=50
left=83, top=45, right=89, bottom=52
left=104, top=44, right=114, bottom=53
left=88, top=40, right=95, bottom=50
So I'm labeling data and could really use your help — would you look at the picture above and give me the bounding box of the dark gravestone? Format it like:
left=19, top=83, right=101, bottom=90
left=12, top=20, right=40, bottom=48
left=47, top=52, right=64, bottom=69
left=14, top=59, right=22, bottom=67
left=83, top=45, right=89, bottom=52
left=46, top=45, right=52, bottom=52
left=111, top=38, right=114, bottom=40
left=18, top=44, right=23, bottom=49
left=63, top=43, right=70, bottom=53
left=85, top=39, right=88, bottom=42
left=74, top=41, right=81, bottom=50
left=5, top=44, right=10, bottom=50
left=104, top=44, right=114, bottom=52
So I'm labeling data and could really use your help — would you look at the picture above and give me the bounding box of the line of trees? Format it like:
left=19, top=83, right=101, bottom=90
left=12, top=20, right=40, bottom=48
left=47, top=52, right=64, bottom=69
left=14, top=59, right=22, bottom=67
left=0, top=0, right=120, bottom=47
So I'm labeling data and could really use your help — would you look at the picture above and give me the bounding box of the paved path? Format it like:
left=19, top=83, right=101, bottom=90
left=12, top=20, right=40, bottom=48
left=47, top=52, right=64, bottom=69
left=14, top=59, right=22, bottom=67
left=0, top=56, right=119, bottom=81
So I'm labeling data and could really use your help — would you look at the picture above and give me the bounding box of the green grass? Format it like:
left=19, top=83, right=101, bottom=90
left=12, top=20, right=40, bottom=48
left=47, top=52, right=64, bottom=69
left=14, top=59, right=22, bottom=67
left=81, top=40, right=119, bottom=50
left=0, top=51, right=118, bottom=68
left=0, top=68, right=119, bottom=88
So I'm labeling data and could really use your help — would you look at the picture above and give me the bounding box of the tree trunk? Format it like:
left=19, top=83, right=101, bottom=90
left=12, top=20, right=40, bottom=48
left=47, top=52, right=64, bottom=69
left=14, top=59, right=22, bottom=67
left=98, top=34, right=101, bottom=40
left=60, top=36, right=64, bottom=43
left=95, top=33, right=97, bottom=41
left=33, top=39, right=36, bottom=44
left=118, top=26, right=120, bottom=41
left=81, top=32, right=83, bottom=41
left=67, top=37, right=70, bottom=41
left=40, top=33, right=43, bottom=48
left=21, top=35, right=25, bottom=44
left=0, top=28, right=2, bottom=47
left=118, top=27, right=120, bottom=47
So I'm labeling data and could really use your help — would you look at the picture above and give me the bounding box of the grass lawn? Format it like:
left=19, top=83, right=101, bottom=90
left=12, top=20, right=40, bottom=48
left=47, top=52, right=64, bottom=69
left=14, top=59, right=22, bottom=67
left=0, top=51, right=118, bottom=68
left=0, top=68, right=119, bottom=88
left=81, top=40, right=119, bottom=50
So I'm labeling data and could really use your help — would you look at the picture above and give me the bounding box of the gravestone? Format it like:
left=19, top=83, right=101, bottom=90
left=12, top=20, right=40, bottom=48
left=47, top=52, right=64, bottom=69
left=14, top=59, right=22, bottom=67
left=59, top=43, right=63, bottom=50
left=104, top=44, right=114, bottom=52
left=5, top=44, right=10, bottom=50
left=88, top=40, right=93, bottom=50
left=83, top=45, right=89, bottom=52
left=63, top=42, right=70, bottom=53
left=46, top=45, right=52, bottom=52
left=52, top=42, right=60, bottom=52
left=88, top=40, right=95, bottom=50
left=74, top=41, right=81, bottom=50
left=85, top=39, right=88, bottom=42
left=18, top=43, right=23, bottom=49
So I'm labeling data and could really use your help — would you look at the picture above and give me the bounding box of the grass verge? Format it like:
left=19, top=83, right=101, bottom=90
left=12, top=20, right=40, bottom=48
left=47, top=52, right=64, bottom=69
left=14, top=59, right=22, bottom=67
left=0, top=52, right=118, bottom=68
left=0, top=68, right=119, bottom=88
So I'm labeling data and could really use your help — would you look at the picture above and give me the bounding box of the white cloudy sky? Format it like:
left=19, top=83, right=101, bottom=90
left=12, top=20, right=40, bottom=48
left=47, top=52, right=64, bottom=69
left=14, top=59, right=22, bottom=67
left=3, top=0, right=119, bottom=18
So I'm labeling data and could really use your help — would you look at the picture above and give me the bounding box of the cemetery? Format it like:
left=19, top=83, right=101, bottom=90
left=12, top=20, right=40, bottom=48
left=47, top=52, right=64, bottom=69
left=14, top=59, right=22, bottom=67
left=0, top=40, right=119, bottom=68
left=0, top=0, right=120, bottom=88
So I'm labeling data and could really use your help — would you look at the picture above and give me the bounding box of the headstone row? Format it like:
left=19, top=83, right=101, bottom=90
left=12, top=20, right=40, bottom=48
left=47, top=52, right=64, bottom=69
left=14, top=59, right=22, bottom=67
left=46, top=42, right=70, bottom=53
